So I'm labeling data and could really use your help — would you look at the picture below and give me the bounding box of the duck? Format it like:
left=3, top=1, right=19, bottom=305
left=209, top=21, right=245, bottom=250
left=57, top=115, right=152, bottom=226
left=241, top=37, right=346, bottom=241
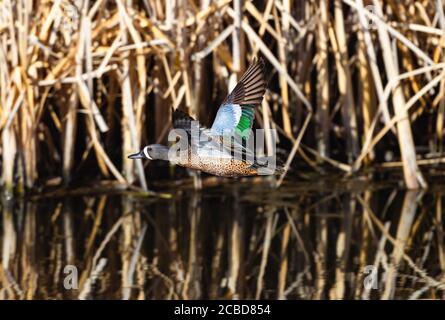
left=128, top=58, right=278, bottom=177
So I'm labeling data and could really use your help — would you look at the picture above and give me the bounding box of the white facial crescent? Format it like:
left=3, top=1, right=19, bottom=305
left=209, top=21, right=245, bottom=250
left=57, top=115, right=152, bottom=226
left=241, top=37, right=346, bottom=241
left=143, top=146, right=153, bottom=160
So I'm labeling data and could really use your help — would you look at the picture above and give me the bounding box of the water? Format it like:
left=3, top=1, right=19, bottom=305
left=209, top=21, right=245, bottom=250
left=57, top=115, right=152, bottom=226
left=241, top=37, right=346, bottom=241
left=1, top=178, right=444, bottom=300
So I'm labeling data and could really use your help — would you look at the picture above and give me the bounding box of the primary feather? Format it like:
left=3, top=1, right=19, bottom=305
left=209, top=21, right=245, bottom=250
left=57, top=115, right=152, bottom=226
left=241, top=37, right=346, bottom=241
left=210, top=58, right=266, bottom=139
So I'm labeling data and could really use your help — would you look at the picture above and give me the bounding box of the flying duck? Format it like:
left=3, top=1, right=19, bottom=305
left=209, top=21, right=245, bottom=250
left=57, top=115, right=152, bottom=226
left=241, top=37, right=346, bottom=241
left=128, top=58, right=277, bottom=177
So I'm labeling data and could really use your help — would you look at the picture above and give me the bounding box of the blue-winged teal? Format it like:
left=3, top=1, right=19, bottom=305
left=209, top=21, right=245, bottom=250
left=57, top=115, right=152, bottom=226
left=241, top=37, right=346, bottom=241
left=128, top=58, right=276, bottom=177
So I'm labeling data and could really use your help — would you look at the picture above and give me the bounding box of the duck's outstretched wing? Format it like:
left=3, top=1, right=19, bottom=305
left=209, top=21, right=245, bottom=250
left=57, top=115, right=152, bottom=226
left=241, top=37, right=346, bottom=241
left=172, top=108, right=210, bottom=148
left=172, top=108, right=196, bottom=131
left=210, top=58, right=266, bottom=140
left=172, top=108, right=228, bottom=153
left=172, top=109, right=255, bottom=161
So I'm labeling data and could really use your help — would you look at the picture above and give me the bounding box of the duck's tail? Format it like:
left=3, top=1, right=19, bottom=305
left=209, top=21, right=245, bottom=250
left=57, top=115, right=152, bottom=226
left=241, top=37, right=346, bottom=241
left=253, top=153, right=287, bottom=176
left=254, top=146, right=299, bottom=176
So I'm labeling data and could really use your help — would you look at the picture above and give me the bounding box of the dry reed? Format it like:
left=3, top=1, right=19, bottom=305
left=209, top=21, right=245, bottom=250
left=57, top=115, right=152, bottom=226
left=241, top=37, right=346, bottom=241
left=1, top=0, right=445, bottom=194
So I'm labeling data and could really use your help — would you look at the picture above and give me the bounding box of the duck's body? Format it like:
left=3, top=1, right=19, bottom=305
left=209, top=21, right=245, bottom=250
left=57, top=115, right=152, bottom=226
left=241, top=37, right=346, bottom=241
left=129, top=58, right=277, bottom=177
left=177, top=149, right=259, bottom=177
left=181, top=155, right=258, bottom=177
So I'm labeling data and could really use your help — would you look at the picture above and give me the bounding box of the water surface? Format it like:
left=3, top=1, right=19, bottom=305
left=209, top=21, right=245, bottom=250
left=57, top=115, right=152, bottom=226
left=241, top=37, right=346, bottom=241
left=1, top=178, right=444, bottom=299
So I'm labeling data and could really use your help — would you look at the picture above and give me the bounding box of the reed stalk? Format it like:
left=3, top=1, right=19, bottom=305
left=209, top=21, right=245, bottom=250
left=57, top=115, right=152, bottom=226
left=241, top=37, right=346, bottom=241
left=0, top=1, right=444, bottom=192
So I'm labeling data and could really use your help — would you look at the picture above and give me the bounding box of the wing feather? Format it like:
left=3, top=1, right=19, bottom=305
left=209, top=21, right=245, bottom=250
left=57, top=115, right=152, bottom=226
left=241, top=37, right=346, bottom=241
left=222, top=58, right=266, bottom=106
left=211, top=58, right=266, bottom=138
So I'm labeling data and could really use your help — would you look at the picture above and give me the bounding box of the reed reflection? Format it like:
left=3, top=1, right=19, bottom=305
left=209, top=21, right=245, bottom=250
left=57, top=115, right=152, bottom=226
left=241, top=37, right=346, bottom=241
left=0, top=185, right=444, bottom=300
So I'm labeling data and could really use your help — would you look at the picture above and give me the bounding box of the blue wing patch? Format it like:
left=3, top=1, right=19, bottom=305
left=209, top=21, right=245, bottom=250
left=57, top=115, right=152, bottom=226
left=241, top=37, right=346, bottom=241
left=210, top=103, right=242, bottom=136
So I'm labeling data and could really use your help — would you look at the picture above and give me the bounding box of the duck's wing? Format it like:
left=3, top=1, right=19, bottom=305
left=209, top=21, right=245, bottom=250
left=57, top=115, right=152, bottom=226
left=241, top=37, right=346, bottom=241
left=172, top=108, right=208, bottom=147
left=210, top=58, right=266, bottom=140
left=172, top=109, right=257, bottom=162
left=172, top=108, right=196, bottom=131
left=172, top=109, right=232, bottom=157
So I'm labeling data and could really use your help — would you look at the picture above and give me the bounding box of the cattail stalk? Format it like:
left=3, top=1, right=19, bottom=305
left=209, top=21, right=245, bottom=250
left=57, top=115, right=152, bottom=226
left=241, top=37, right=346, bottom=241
left=372, top=0, right=426, bottom=189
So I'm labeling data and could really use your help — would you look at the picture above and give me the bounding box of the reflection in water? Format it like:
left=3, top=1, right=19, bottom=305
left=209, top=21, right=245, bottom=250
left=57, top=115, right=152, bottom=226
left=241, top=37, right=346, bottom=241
left=1, top=182, right=445, bottom=300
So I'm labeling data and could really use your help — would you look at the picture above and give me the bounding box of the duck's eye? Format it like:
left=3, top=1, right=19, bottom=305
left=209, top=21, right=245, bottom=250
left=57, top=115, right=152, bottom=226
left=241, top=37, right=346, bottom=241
left=147, top=147, right=152, bottom=151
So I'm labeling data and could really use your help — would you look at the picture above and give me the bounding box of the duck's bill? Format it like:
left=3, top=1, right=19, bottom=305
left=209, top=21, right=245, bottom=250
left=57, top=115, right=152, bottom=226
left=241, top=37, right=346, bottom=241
left=128, top=151, right=144, bottom=159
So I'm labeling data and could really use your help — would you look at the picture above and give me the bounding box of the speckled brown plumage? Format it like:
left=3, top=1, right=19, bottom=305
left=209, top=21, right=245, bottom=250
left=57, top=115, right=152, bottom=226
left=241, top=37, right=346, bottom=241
left=176, top=152, right=258, bottom=177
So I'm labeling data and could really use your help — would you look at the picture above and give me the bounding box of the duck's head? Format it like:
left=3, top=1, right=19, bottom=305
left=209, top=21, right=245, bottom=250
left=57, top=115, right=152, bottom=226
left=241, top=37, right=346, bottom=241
left=128, top=144, right=169, bottom=161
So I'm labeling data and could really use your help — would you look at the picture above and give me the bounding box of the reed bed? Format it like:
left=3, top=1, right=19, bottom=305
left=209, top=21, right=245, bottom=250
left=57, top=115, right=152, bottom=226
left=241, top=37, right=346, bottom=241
left=1, top=0, right=445, bottom=194
left=1, top=182, right=445, bottom=299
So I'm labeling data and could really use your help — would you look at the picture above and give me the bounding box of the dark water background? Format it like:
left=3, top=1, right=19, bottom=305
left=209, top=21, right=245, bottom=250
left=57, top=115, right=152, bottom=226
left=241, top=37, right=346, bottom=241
left=1, top=177, right=444, bottom=300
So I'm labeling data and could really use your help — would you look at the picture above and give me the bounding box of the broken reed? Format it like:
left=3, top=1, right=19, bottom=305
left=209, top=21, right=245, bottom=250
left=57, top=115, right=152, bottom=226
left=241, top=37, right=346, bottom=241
left=1, top=0, right=445, bottom=193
